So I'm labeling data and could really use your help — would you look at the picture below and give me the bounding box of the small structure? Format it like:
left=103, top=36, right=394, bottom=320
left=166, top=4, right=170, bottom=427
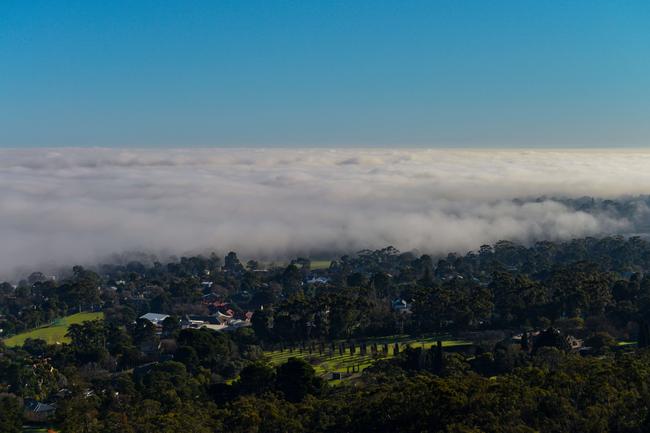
left=23, top=399, right=56, bottom=422
left=224, top=319, right=251, bottom=331
left=307, top=276, right=330, bottom=285
left=391, top=298, right=412, bottom=313
left=181, top=310, right=252, bottom=332
left=139, top=313, right=170, bottom=327
left=567, top=335, right=584, bottom=350
left=181, top=314, right=221, bottom=329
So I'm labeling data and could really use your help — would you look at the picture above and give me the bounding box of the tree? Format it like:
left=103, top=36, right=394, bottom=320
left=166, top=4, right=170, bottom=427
left=176, top=328, right=235, bottom=372
left=282, top=264, right=303, bottom=295
left=28, top=271, right=47, bottom=285
left=138, top=362, right=200, bottom=409
left=251, top=309, right=273, bottom=341
left=65, top=265, right=101, bottom=307
left=347, top=272, right=368, bottom=288
left=371, top=272, right=392, bottom=298
left=132, top=318, right=157, bottom=347
left=547, top=262, right=613, bottom=318
left=175, top=345, right=200, bottom=373
left=275, top=357, right=322, bottom=402
left=251, top=285, right=276, bottom=308
left=432, top=340, right=445, bottom=374
left=0, top=395, right=22, bottom=433
left=66, top=320, right=108, bottom=364
left=585, top=332, right=616, bottom=355
left=521, top=331, right=530, bottom=352
left=162, top=315, right=181, bottom=338
left=533, top=328, right=571, bottom=353
left=639, top=320, right=650, bottom=348
left=56, top=395, right=101, bottom=433
left=0, top=282, right=14, bottom=295
left=22, top=337, right=48, bottom=357
left=225, top=252, right=244, bottom=274
left=238, top=362, right=276, bottom=395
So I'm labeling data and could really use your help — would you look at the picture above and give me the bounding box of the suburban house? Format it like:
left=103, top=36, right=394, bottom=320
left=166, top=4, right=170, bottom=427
left=139, top=313, right=170, bottom=327
left=23, top=398, right=56, bottom=422
left=391, top=298, right=412, bottom=313
left=139, top=313, right=171, bottom=335
left=307, top=275, right=330, bottom=285
left=180, top=310, right=252, bottom=332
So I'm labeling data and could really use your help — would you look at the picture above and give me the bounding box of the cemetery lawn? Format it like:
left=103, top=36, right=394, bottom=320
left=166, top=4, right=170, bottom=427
left=264, top=335, right=470, bottom=382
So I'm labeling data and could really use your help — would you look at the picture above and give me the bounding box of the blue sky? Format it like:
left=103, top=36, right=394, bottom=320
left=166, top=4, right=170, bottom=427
left=1, top=0, right=649, bottom=148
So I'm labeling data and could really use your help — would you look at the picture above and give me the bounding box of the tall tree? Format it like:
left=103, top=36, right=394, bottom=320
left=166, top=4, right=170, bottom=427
left=0, top=396, right=22, bottom=433
left=275, top=357, right=323, bottom=402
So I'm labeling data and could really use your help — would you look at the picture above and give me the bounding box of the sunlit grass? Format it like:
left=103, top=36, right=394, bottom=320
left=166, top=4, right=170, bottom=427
left=264, top=335, right=471, bottom=381
left=309, top=260, right=332, bottom=270
left=3, top=312, right=104, bottom=347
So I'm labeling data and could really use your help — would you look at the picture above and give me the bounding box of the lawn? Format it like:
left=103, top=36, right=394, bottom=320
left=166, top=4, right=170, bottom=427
left=264, top=335, right=470, bottom=382
left=271, top=259, right=332, bottom=270
left=23, top=427, right=57, bottom=433
left=3, top=312, right=104, bottom=347
left=309, top=260, right=332, bottom=270
left=618, top=341, right=637, bottom=346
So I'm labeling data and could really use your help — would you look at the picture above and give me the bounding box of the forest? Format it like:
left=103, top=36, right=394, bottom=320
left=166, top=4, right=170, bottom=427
left=3, top=235, right=650, bottom=432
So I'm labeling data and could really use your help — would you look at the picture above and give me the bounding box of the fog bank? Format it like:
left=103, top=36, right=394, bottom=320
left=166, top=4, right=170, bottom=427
left=2, top=148, right=649, bottom=277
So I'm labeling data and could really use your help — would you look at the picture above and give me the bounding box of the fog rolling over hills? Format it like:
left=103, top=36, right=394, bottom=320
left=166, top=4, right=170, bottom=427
left=1, top=148, right=650, bottom=277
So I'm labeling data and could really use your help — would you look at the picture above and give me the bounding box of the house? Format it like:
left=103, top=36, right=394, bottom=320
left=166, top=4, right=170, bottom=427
left=567, top=335, right=584, bottom=350
left=180, top=310, right=251, bottom=332
left=50, top=388, right=72, bottom=402
left=391, top=298, right=412, bottom=313
left=217, top=310, right=234, bottom=322
left=23, top=398, right=56, bottom=422
left=139, top=313, right=170, bottom=326
left=307, top=276, right=330, bottom=285
left=223, top=319, right=251, bottom=331
left=520, top=328, right=585, bottom=353
left=181, top=314, right=222, bottom=329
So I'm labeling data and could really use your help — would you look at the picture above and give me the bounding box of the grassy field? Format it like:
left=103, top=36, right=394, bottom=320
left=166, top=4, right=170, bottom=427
left=23, top=427, right=56, bottom=433
left=618, top=341, right=638, bottom=346
left=270, top=259, right=332, bottom=270
left=309, top=260, right=332, bottom=270
left=264, top=335, right=470, bottom=382
left=3, top=312, right=104, bottom=347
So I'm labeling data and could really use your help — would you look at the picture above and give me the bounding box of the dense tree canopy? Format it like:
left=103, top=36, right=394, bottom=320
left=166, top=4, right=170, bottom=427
left=4, top=236, right=650, bottom=431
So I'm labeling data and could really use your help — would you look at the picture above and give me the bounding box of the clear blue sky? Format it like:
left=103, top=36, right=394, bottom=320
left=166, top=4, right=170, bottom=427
left=1, top=0, right=649, bottom=148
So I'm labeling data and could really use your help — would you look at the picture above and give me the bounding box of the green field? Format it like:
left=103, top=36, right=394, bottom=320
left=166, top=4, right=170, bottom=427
left=265, top=336, right=470, bottom=382
left=309, top=260, right=332, bottom=270
left=618, top=341, right=638, bottom=346
left=3, top=312, right=104, bottom=347
left=23, top=427, right=55, bottom=433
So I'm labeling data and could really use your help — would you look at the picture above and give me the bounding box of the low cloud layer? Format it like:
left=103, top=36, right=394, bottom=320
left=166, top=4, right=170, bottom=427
left=2, top=148, right=650, bottom=278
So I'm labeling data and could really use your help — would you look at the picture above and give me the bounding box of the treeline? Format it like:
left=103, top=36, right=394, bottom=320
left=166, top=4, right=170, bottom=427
left=5, top=236, right=650, bottom=345
left=4, top=236, right=650, bottom=431
left=3, top=341, right=650, bottom=432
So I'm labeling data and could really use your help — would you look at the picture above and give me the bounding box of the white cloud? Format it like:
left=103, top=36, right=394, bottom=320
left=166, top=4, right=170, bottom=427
left=0, top=148, right=648, bottom=278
